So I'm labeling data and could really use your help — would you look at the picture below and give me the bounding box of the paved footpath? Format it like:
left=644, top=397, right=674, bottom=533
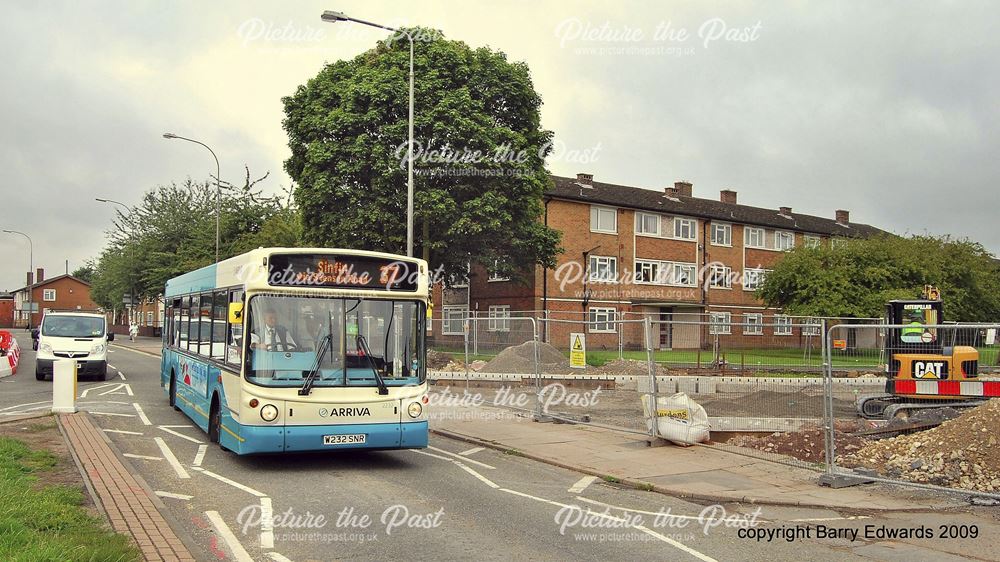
left=60, top=412, right=196, bottom=562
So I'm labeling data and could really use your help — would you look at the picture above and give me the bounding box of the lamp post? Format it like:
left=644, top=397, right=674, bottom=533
left=3, top=229, right=33, bottom=330
left=96, top=198, right=136, bottom=325
left=321, top=10, right=415, bottom=257
left=162, top=133, right=222, bottom=262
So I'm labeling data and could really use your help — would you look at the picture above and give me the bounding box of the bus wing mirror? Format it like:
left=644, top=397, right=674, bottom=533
left=107, top=332, right=115, bottom=341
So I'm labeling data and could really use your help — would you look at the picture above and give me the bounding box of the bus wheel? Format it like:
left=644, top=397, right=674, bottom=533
left=169, top=374, right=179, bottom=411
left=34, top=364, right=44, bottom=381
left=209, top=398, right=221, bottom=445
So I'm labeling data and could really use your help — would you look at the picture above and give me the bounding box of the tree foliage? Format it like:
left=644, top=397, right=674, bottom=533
left=88, top=170, right=302, bottom=310
left=758, top=235, right=1000, bottom=321
left=283, top=27, right=561, bottom=281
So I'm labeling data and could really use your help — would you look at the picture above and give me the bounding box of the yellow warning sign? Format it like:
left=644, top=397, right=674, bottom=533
left=228, top=302, right=244, bottom=324
left=569, top=332, right=586, bottom=369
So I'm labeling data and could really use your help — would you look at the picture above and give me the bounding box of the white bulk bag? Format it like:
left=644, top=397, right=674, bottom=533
left=641, top=392, right=710, bottom=446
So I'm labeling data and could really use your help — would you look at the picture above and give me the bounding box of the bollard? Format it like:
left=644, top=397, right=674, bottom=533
left=51, top=359, right=78, bottom=414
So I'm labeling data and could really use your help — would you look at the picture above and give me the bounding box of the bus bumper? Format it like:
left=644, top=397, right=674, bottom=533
left=230, top=421, right=429, bottom=454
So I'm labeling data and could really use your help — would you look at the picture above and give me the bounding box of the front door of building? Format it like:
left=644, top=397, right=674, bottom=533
left=658, top=307, right=672, bottom=350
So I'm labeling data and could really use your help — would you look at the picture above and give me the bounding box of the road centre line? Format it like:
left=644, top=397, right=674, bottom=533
left=158, top=425, right=204, bottom=444
left=154, top=437, right=190, bottom=479
left=568, top=476, right=598, bottom=494
left=133, top=403, right=152, bottom=425
left=191, top=467, right=267, bottom=497
left=193, top=444, right=207, bottom=467
left=205, top=510, right=254, bottom=562
left=260, top=497, right=274, bottom=549
left=427, top=445, right=496, bottom=469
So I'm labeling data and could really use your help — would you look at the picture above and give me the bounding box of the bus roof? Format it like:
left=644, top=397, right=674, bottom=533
left=165, top=247, right=429, bottom=299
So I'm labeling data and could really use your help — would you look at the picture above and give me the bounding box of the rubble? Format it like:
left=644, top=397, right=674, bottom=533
left=840, top=400, right=1000, bottom=492
left=728, top=421, right=867, bottom=464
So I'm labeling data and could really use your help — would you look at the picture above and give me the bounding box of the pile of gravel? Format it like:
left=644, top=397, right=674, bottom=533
left=481, top=341, right=573, bottom=374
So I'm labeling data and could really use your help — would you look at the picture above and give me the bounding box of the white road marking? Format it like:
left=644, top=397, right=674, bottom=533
left=193, top=444, right=207, bottom=467
left=124, top=383, right=133, bottom=395
left=90, top=412, right=135, bottom=417
left=159, top=424, right=195, bottom=428
left=153, top=437, right=190, bottom=479
left=636, top=525, right=718, bottom=562
left=260, top=497, right=274, bottom=549
left=103, top=429, right=144, bottom=435
left=99, top=383, right=126, bottom=396
left=117, top=371, right=126, bottom=380
left=155, top=491, right=193, bottom=500
left=205, top=510, right=254, bottom=562
left=158, top=426, right=204, bottom=444
left=191, top=467, right=267, bottom=497
left=428, top=446, right=495, bottom=469
left=568, top=475, right=598, bottom=494
left=80, top=384, right=117, bottom=398
left=267, top=553, right=293, bottom=562
left=458, top=446, right=485, bottom=456
left=788, top=516, right=872, bottom=522
left=573, top=496, right=761, bottom=523
left=456, top=463, right=500, bottom=488
left=0, top=401, right=50, bottom=412
left=133, top=403, right=151, bottom=425
left=123, top=453, right=163, bottom=461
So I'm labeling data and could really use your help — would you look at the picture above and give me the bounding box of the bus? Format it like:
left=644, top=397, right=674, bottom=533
left=161, top=248, right=429, bottom=454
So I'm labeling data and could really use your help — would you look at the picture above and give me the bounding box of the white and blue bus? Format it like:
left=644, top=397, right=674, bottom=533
left=161, top=248, right=429, bottom=454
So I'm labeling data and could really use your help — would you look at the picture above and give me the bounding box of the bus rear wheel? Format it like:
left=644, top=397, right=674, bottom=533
left=169, top=374, right=179, bottom=411
left=209, top=398, right=221, bottom=445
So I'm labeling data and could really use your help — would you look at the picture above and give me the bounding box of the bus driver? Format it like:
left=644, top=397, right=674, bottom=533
left=250, top=308, right=298, bottom=352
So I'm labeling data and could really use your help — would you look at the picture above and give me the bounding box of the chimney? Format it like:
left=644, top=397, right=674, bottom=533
left=576, top=172, right=593, bottom=185
left=664, top=186, right=678, bottom=198
left=779, top=206, right=792, bottom=216
left=36, top=268, right=44, bottom=283
left=26, top=272, right=33, bottom=287
left=674, top=181, right=693, bottom=197
left=835, top=209, right=850, bottom=225
left=720, top=189, right=737, bottom=205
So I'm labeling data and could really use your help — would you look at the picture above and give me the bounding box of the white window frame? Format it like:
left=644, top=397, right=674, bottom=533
left=487, top=259, right=509, bottom=282
left=775, top=315, right=793, bottom=336
left=589, top=255, right=618, bottom=283
left=831, top=238, right=847, bottom=250
left=743, top=313, right=763, bottom=335
left=487, top=305, right=511, bottom=332
left=710, top=265, right=732, bottom=289
left=743, top=268, right=768, bottom=291
left=635, top=212, right=660, bottom=236
left=588, top=307, right=617, bottom=333
left=672, top=263, right=697, bottom=287
left=709, top=312, right=731, bottom=335
left=804, top=235, right=821, bottom=249
left=673, top=217, right=696, bottom=240
left=775, top=231, right=795, bottom=251
left=710, top=222, right=732, bottom=246
left=590, top=206, right=617, bottom=234
left=42, top=289, right=56, bottom=302
left=634, top=260, right=660, bottom=284
left=442, top=306, right=468, bottom=336
left=745, top=227, right=765, bottom=249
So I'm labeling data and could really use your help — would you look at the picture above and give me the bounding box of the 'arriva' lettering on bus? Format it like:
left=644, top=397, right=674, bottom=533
left=327, top=407, right=372, bottom=417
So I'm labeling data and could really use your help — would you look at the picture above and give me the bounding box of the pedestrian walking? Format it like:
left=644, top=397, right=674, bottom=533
left=129, top=322, right=138, bottom=342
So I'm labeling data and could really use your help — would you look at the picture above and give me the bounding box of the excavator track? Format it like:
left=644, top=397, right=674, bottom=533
left=857, top=394, right=988, bottom=420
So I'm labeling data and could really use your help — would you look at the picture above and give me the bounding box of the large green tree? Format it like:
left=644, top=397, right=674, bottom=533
left=282, top=28, right=560, bottom=280
left=758, top=235, right=1000, bottom=321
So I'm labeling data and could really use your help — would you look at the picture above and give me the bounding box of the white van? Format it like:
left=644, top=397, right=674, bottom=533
left=33, top=311, right=113, bottom=381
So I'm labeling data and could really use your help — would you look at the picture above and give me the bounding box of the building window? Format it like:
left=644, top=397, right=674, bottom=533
left=710, top=265, right=732, bottom=288
left=745, top=227, right=765, bottom=249
left=442, top=306, right=468, bottom=336
left=831, top=238, right=847, bottom=250
left=673, top=217, right=696, bottom=240
left=775, top=231, right=795, bottom=251
left=743, top=268, right=768, bottom=291
left=635, top=212, right=660, bottom=236
left=487, top=260, right=509, bottom=282
left=804, top=235, right=821, bottom=249
left=709, top=312, right=731, bottom=335
left=42, top=289, right=56, bottom=302
left=672, top=263, right=696, bottom=287
left=487, top=305, right=511, bottom=332
left=589, top=255, right=618, bottom=283
left=634, top=260, right=660, bottom=284
left=146, top=311, right=153, bottom=326
left=775, top=315, right=793, bottom=336
left=711, top=223, right=731, bottom=246
left=744, top=313, right=763, bottom=335
left=590, top=206, right=617, bottom=234
left=588, top=307, right=616, bottom=333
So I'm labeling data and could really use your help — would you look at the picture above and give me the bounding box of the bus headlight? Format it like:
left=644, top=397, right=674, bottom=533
left=260, top=404, right=279, bottom=422
left=407, top=402, right=423, bottom=418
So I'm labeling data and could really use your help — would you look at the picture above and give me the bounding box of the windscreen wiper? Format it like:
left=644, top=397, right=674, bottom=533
left=356, top=335, right=389, bottom=395
left=299, top=332, right=331, bottom=396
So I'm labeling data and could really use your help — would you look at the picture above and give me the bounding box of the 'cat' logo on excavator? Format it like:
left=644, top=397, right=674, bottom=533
left=914, top=360, right=947, bottom=379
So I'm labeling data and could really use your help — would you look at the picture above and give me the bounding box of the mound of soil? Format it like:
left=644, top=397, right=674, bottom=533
left=728, top=422, right=866, bottom=464
left=481, top=341, right=573, bottom=374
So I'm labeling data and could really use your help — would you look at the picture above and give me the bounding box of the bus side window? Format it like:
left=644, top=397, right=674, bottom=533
left=226, top=289, right=244, bottom=366
left=212, top=291, right=227, bottom=361
left=189, top=295, right=201, bottom=354
left=180, top=296, right=190, bottom=349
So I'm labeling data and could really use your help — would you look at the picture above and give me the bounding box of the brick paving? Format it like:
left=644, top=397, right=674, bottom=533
left=60, top=413, right=195, bottom=562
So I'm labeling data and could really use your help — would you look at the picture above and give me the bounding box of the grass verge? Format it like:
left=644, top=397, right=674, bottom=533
left=0, top=434, right=140, bottom=561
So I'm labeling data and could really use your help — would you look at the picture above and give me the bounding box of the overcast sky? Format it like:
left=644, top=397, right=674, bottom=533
left=2, top=1, right=998, bottom=291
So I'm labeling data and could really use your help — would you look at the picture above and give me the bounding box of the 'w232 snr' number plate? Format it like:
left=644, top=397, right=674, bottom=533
left=323, top=434, right=366, bottom=445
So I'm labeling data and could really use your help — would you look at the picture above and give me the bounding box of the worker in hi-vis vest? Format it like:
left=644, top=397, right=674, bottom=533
left=901, top=309, right=925, bottom=343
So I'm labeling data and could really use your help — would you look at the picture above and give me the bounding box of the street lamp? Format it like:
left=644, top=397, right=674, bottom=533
left=162, top=133, right=222, bottom=262
left=321, top=10, right=416, bottom=258
left=3, top=229, right=33, bottom=330
left=96, top=198, right=136, bottom=325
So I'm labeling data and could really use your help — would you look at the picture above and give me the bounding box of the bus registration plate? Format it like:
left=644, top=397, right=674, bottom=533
left=323, top=434, right=366, bottom=445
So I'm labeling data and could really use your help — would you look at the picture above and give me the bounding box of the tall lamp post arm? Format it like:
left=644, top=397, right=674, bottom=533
left=3, top=229, right=34, bottom=329
left=163, top=133, right=222, bottom=262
